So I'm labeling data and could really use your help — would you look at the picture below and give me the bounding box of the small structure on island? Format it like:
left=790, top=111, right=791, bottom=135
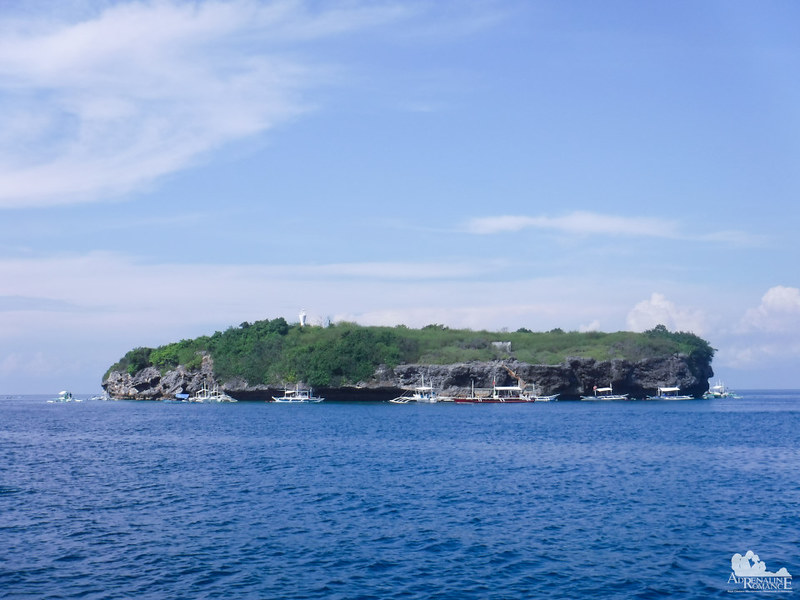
left=299, top=310, right=307, bottom=327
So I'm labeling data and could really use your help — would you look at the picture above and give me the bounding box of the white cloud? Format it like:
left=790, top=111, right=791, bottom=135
left=739, top=285, right=800, bottom=333
left=463, top=212, right=678, bottom=237
left=334, top=303, right=577, bottom=331
left=297, top=260, right=502, bottom=280
left=462, top=211, right=759, bottom=245
left=0, top=0, right=409, bottom=207
left=579, top=320, right=601, bottom=332
left=719, top=340, right=800, bottom=370
left=713, top=286, right=800, bottom=372
left=626, top=293, right=707, bottom=333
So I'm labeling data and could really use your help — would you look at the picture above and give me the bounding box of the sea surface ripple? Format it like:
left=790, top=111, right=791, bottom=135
left=1, top=391, right=798, bottom=599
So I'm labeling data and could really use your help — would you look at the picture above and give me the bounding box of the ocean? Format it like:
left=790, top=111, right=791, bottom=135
left=1, top=391, right=797, bottom=599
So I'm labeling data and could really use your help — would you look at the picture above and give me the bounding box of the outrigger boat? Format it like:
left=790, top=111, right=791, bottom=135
left=529, top=385, right=559, bottom=402
left=389, top=376, right=440, bottom=403
left=189, top=382, right=237, bottom=403
left=452, top=374, right=535, bottom=403
left=48, top=390, right=80, bottom=403
left=703, top=381, right=740, bottom=399
left=581, top=384, right=629, bottom=401
left=648, top=386, right=694, bottom=400
left=272, top=387, right=324, bottom=403
left=453, top=383, right=536, bottom=403
left=453, top=365, right=556, bottom=403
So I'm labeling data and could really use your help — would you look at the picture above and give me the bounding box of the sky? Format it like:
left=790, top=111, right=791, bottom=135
left=1, top=0, right=799, bottom=393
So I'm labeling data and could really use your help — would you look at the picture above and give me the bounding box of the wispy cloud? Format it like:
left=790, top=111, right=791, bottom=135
left=298, top=260, right=502, bottom=280
left=0, top=252, right=504, bottom=322
left=0, top=295, right=85, bottom=313
left=463, top=212, right=679, bottom=237
left=0, top=1, right=412, bottom=208
left=0, top=251, right=643, bottom=337
left=462, top=211, right=759, bottom=244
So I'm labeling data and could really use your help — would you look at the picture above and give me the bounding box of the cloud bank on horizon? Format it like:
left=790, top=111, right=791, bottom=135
left=1, top=250, right=796, bottom=390
left=0, top=0, right=799, bottom=391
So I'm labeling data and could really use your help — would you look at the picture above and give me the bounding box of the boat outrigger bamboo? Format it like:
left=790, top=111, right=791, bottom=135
left=271, top=387, right=324, bottom=403
left=452, top=366, right=557, bottom=403
left=581, top=384, right=629, bottom=401
left=389, top=376, right=440, bottom=403
left=648, top=386, right=694, bottom=400
left=189, top=382, right=237, bottom=402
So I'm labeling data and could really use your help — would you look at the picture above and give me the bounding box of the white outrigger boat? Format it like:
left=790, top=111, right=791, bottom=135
left=272, top=387, right=324, bottom=403
left=581, top=384, right=629, bottom=401
left=648, top=386, right=694, bottom=401
left=389, top=376, right=440, bottom=403
left=190, top=382, right=237, bottom=403
left=703, top=381, right=740, bottom=399
left=453, top=365, right=556, bottom=403
left=48, top=390, right=81, bottom=403
left=453, top=383, right=536, bottom=403
left=529, top=385, right=559, bottom=402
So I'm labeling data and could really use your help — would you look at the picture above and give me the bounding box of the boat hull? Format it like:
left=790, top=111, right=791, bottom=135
left=452, top=398, right=535, bottom=403
left=532, top=395, right=559, bottom=402
left=272, top=397, right=324, bottom=403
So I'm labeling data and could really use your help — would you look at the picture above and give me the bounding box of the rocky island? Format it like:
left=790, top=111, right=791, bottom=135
left=102, top=320, right=715, bottom=401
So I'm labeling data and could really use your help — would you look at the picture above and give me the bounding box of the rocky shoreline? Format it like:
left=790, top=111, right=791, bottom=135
left=102, top=353, right=712, bottom=401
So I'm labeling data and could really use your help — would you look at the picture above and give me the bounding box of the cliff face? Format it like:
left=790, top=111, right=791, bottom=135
left=103, top=354, right=712, bottom=401
left=385, top=355, right=712, bottom=399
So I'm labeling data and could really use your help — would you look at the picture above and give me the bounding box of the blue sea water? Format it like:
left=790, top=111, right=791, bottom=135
left=1, top=392, right=798, bottom=599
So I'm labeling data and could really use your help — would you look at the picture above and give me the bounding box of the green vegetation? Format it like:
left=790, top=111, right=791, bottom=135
left=105, top=319, right=714, bottom=387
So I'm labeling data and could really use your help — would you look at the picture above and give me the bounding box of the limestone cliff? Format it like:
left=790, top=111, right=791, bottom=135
left=102, top=353, right=712, bottom=401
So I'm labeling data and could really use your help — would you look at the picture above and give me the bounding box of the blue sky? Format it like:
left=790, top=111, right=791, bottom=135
left=1, top=0, right=799, bottom=393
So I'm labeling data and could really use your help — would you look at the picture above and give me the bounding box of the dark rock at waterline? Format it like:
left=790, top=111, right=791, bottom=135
left=102, top=354, right=712, bottom=401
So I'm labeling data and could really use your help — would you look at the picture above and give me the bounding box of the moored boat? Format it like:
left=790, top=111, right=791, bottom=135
left=272, top=387, right=324, bottom=403
left=529, top=387, right=559, bottom=402
left=452, top=364, right=554, bottom=402
left=190, top=382, right=237, bottom=403
left=703, top=381, right=740, bottom=399
left=453, top=384, right=535, bottom=403
left=581, top=384, right=629, bottom=401
left=48, top=390, right=75, bottom=403
left=530, top=392, right=559, bottom=402
left=389, top=376, right=439, bottom=403
left=648, top=386, right=694, bottom=400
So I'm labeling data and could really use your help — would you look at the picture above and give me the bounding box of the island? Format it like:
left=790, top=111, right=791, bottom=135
left=102, top=319, right=715, bottom=401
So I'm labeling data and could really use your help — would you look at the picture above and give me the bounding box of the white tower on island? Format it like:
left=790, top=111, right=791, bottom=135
left=299, top=309, right=307, bottom=327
